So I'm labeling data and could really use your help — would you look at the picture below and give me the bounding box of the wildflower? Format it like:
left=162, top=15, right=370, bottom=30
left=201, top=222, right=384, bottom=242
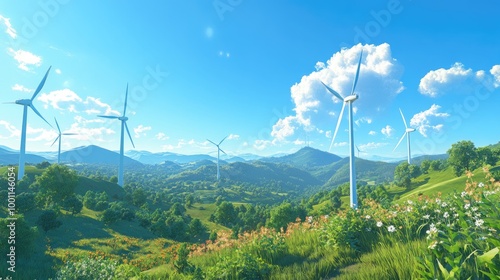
left=428, top=241, right=438, bottom=249
left=434, top=209, right=441, bottom=213
left=365, top=215, right=371, bottom=220
left=441, top=202, right=448, bottom=208
left=461, top=191, right=467, bottom=198
left=406, top=206, right=413, bottom=212
left=454, top=213, right=459, bottom=218
left=472, top=207, right=478, bottom=212
left=464, top=203, right=470, bottom=210
left=376, top=221, right=383, bottom=227
left=435, top=198, right=441, bottom=204
left=387, top=225, right=396, bottom=232
left=307, top=216, right=313, bottom=223
left=443, top=212, right=449, bottom=218
left=479, top=182, right=484, bottom=188
left=475, top=219, right=484, bottom=227
left=423, top=214, right=430, bottom=219
left=407, top=200, right=413, bottom=205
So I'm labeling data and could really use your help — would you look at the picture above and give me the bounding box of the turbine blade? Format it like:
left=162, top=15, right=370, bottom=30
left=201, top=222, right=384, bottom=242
left=123, top=84, right=128, bottom=116
left=124, top=122, right=135, bottom=148
left=207, top=139, right=217, bottom=146
left=62, top=133, right=78, bottom=135
left=393, top=132, right=407, bottom=151
left=219, top=135, right=228, bottom=145
left=51, top=136, right=60, bottom=147
left=399, top=108, right=408, bottom=129
left=98, top=115, right=119, bottom=119
left=321, top=81, right=344, bottom=101
left=219, top=148, right=227, bottom=155
left=329, top=101, right=346, bottom=152
left=350, top=50, right=363, bottom=95
left=29, top=104, right=52, bottom=128
left=54, top=117, right=61, bottom=133
left=31, top=66, right=52, bottom=100
left=3, top=102, right=17, bottom=104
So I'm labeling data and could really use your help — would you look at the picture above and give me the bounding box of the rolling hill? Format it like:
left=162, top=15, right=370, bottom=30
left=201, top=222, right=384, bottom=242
left=0, top=146, right=48, bottom=165
left=261, top=147, right=342, bottom=169
left=60, top=145, right=143, bottom=167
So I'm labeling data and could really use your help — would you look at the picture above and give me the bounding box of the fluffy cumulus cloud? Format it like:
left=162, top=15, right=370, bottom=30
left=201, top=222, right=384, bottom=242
left=8, top=48, right=42, bottom=71
left=227, top=134, right=240, bottom=140
left=410, top=104, right=449, bottom=137
left=0, top=120, right=20, bottom=139
left=419, top=63, right=500, bottom=97
left=381, top=125, right=394, bottom=137
left=0, top=15, right=16, bottom=38
left=134, top=125, right=151, bottom=138
left=271, top=43, right=404, bottom=142
left=37, top=89, right=121, bottom=116
left=156, top=132, right=169, bottom=141
left=12, top=84, right=32, bottom=93
left=67, top=116, right=115, bottom=142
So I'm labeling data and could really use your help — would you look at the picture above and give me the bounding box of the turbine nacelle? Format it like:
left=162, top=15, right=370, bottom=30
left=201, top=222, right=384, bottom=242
left=344, top=94, right=359, bottom=102
left=406, top=128, right=416, bottom=133
left=119, top=116, right=128, bottom=122
left=15, top=99, right=32, bottom=106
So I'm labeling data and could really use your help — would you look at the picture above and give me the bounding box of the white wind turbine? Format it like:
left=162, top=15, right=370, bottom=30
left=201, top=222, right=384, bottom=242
left=98, top=84, right=135, bottom=186
left=207, top=136, right=228, bottom=181
left=393, top=108, right=416, bottom=164
left=51, top=118, right=77, bottom=164
left=355, top=145, right=364, bottom=158
left=321, top=50, right=363, bottom=209
left=6, top=66, right=52, bottom=180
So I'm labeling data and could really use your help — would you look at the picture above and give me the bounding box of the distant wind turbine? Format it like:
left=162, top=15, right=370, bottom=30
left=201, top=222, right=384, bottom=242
left=51, top=118, right=77, bottom=164
left=321, top=50, right=363, bottom=209
left=355, top=145, right=364, bottom=158
left=207, top=136, right=228, bottom=181
left=98, top=84, right=135, bottom=186
left=393, top=108, right=416, bottom=164
left=6, top=66, right=52, bottom=180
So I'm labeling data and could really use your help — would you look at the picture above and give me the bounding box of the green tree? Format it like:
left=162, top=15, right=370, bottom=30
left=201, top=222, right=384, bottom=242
left=477, top=147, right=497, bottom=166
left=0, top=216, right=37, bottom=256
left=132, top=188, right=147, bottom=206
left=188, top=218, right=206, bottom=238
left=213, top=201, right=237, bottom=227
left=16, top=192, right=36, bottom=213
left=174, top=243, right=191, bottom=273
left=447, top=140, right=478, bottom=176
left=420, top=159, right=431, bottom=174
left=37, top=210, right=62, bottom=232
left=394, top=162, right=412, bottom=189
left=62, top=195, right=83, bottom=214
left=267, top=202, right=296, bottom=231
left=109, top=175, right=118, bottom=184
left=35, top=164, right=78, bottom=208
left=331, top=194, right=342, bottom=210
left=101, top=208, right=121, bottom=225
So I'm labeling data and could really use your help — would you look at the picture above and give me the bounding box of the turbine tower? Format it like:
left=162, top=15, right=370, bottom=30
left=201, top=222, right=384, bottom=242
left=7, top=66, right=52, bottom=180
left=207, top=136, right=228, bottom=181
left=355, top=145, right=363, bottom=158
left=393, top=108, right=416, bottom=164
left=98, top=84, right=135, bottom=186
left=321, top=50, right=363, bottom=209
left=51, top=118, right=77, bottom=164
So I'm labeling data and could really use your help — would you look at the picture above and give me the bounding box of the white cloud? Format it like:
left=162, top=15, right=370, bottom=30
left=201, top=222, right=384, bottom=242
left=84, top=97, right=121, bottom=116
left=156, top=132, right=169, bottom=141
left=359, top=142, right=388, bottom=150
left=162, top=139, right=195, bottom=151
left=355, top=117, right=372, bottom=126
left=134, top=125, right=151, bottom=138
left=218, top=51, right=230, bottom=58
left=0, top=15, right=16, bottom=38
left=0, top=120, right=20, bottom=139
left=419, top=62, right=500, bottom=97
left=26, top=126, right=57, bottom=142
left=68, top=119, right=115, bottom=142
left=333, top=141, right=348, bottom=147
left=325, top=130, right=332, bottom=138
left=8, top=48, right=42, bottom=71
left=12, top=84, right=32, bottom=93
left=205, top=27, right=214, bottom=38
left=368, top=130, right=377, bottom=136
left=227, top=134, right=240, bottom=140
left=381, top=125, right=394, bottom=137
left=272, top=43, right=404, bottom=142
left=55, top=68, right=62, bottom=74
left=410, top=104, right=449, bottom=137
left=253, top=139, right=275, bottom=151
left=38, top=89, right=83, bottom=110
left=293, top=139, right=306, bottom=145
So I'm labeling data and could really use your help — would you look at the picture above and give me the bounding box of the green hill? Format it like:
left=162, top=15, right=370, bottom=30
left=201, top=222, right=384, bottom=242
left=261, top=146, right=342, bottom=169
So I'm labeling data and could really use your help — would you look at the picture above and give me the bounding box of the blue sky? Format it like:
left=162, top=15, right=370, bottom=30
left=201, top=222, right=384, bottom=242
left=0, top=0, right=499, bottom=158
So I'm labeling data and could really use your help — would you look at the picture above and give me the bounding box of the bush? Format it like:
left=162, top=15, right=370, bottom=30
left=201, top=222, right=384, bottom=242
left=205, top=250, right=272, bottom=279
left=55, top=257, right=118, bottom=280
left=37, top=210, right=62, bottom=232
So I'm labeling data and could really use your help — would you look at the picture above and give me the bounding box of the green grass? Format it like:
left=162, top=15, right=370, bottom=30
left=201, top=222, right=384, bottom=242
left=185, top=203, right=228, bottom=231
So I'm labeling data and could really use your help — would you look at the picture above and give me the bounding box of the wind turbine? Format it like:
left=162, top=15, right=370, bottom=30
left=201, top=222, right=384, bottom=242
left=98, top=84, right=135, bottom=186
left=51, top=118, right=77, bottom=164
left=393, top=108, right=416, bottom=164
left=6, top=66, right=52, bottom=180
left=207, top=136, right=228, bottom=181
left=355, top=145, right=363, bottom=158
left=321, top=50, right=363, bottom=209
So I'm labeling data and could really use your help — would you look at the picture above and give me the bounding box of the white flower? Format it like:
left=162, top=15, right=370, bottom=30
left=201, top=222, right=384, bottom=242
left=406, top=206, right=413, bottom=212
left=443, top=212, right=449, bottom=218
left=434, top=209, right=441, bottom=213
left=478, top=182, right=484, bottom=188
left=365, top=215, right=371, bottom=220
left=475, top=219, right=484, bottom=227
left=387, top=225, right=396, bottom=232
left=441, top=202, right=447, bottom=208
left=461, top=191, right=467, bottom=198
left=428, top=241, right=438, bottom=249
left=472, top=207, right=478, bottom=212
left=376, top=221, right=383, bottom=227
left=307, top=216, right=313, bottom=223
left=407, top=200, right=413, bottom=205
left=464, top=203, right=470, bottom=210
left=423, top=214, right=430, bottom=219
left=435, top=198, right=441, bottom=204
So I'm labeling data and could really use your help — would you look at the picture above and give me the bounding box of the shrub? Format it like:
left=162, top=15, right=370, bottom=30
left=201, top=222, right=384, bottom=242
left=55, top=257, right=118, bottom=280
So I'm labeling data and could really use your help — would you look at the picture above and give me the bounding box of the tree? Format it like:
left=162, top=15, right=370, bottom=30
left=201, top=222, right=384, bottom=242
left=267, top=202, right=296, bottom=231
left=35, top=164, right=78, bottom=208
left=213, top=201, right=237, bottom=227
left=331, top=194, right=342, bottom=211
left=109, top=175, right=118, bottom=184
left=101, top=208, right=121, bottom=225
left=62, top=195, right=83, bottom=214
left=16, top=192, right=36, bottom=213
left=394, top=162, right=413, bottom=189
left=447, top=140, right=478, bottom=176
left=132, top=188, right=147, bottom=206
left=188, top=218, right=206, bottom=238
left=0, top=216, right=37, bottom=256
left=174, top=243, right=191, bottom=273
left=477, top=147, right=497, bottom=166
left=420, top=159, right=431, bottom=174
left=37, top=210, right=62, bottom=232
left=36, top=161, right=51, bottom=169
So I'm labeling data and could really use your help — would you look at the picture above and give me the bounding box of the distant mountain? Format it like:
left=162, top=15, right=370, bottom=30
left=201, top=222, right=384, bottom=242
left=323, top=158, right=398, bottom=186
left=261, top=147, right=342, bottom=169
left=125, top=150, right=217, bottom=164
left=236, top=153, right=262, bottom=161
left=0, top=147, right=48, bottom=165
left=60, top=145, right=143, bottom=167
